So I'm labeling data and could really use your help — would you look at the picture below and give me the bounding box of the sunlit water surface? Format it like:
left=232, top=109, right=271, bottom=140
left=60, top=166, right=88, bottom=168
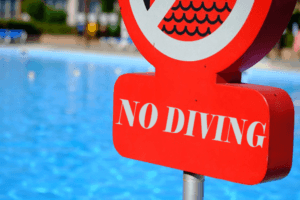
left=0, top=48, right=299, bottom=200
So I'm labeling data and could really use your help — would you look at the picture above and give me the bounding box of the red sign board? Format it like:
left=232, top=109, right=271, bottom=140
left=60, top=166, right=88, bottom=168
left=113, top=0, right=296, bottom=185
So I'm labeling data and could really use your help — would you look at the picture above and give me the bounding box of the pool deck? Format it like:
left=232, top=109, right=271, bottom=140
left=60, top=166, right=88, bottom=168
left=3, top=43, right=300, bottom=73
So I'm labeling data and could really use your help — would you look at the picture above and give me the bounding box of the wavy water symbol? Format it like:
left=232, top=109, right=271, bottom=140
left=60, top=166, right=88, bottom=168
left=159, top=0, right=236, bottom=41
left=164, top=13, right=223, bottom=24
left=172, top=1, right=232, bottom=12
left=162, top=25, right=212, bottom=37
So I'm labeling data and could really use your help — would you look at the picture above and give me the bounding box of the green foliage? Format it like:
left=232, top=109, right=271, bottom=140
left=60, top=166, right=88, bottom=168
left=22, top=0, right=67, bottom=24
left=0, top=19, right=75, bottom=35
left=0, top=21, right=6, bottom=29
left=279, top=11, right=300, bottom=48
left=280, top=31, right=294, bottom=48
left=102, top=0, right=115, bottom=12
left=287, top=11, right=300, bottom=32
left=107, top=13, right=121, bottom=37
left=44, top=7, right=67, bottom=24
left=0, top=19, right=42, bottom=35
left=22, top=0, right=45, bottom=21
left=34, top=21, right=76, bottom=34
left=285, top=31, right=294, bottom=48
left=107, top=24, right=120, bottom=37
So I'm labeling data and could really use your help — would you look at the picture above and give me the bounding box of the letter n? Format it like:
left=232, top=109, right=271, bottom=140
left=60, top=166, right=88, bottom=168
left=116, top=99, right=139, bottom=126
left=225, top=117, right=247, bottom=145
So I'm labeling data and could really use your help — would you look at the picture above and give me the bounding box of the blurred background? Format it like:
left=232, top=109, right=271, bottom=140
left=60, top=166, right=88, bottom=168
left=0, top=0, right=131, bottom=51
left=1, top=0, right=300, bottom=58
left=0, top=1, right=300, bottom=200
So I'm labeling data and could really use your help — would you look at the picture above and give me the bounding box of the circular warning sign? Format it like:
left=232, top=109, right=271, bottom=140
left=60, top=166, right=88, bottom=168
left=120, top=0, right=296, bottom=73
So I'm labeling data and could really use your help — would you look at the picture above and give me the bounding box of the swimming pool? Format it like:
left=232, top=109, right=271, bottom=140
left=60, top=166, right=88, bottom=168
left=0, top=47, right=299, bottom=200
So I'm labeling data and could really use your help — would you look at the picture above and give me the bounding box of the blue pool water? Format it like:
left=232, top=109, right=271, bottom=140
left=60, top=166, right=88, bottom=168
left=0, top=48, right=299, bottom=200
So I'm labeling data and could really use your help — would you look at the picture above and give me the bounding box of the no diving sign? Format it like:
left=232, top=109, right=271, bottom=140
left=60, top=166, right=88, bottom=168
left=113, top=0, right=296, bottom=185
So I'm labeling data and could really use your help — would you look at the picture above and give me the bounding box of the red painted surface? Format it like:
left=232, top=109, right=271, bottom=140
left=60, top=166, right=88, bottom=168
left=114, top=0, right=296, bottom=185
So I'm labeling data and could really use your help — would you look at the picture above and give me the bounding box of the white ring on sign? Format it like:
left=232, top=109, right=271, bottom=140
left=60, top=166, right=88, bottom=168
left=129, top=0, right=255, bottom=61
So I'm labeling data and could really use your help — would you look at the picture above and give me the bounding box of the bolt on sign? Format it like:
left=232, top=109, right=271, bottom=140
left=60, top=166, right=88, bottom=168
left=113, top=0, right=296, bottom=185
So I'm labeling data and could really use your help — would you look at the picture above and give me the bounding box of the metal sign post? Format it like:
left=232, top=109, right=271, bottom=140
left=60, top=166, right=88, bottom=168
left=183, top=172, right=204, bottom=200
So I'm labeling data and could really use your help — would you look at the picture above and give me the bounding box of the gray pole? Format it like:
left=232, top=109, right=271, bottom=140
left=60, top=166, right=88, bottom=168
left=183, top=171, right=204, bottom=200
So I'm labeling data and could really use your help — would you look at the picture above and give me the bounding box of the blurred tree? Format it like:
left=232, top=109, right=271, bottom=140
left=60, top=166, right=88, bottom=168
left=22, top=0, right=45, bottom=22
left=5, top=20, right=42, bottom=34
left=22, top=0, right=67, bottom=24
left=287, top=11, right=300, bottom=32
left=282, top=30, right=295, bottom=48
left=45, top=7, right=67, bottom=24
left=102, top=0, right=115, bottom=12
left=99, top=0, right=120, bottom=37
left=278, top=1, right=300, bottom=49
